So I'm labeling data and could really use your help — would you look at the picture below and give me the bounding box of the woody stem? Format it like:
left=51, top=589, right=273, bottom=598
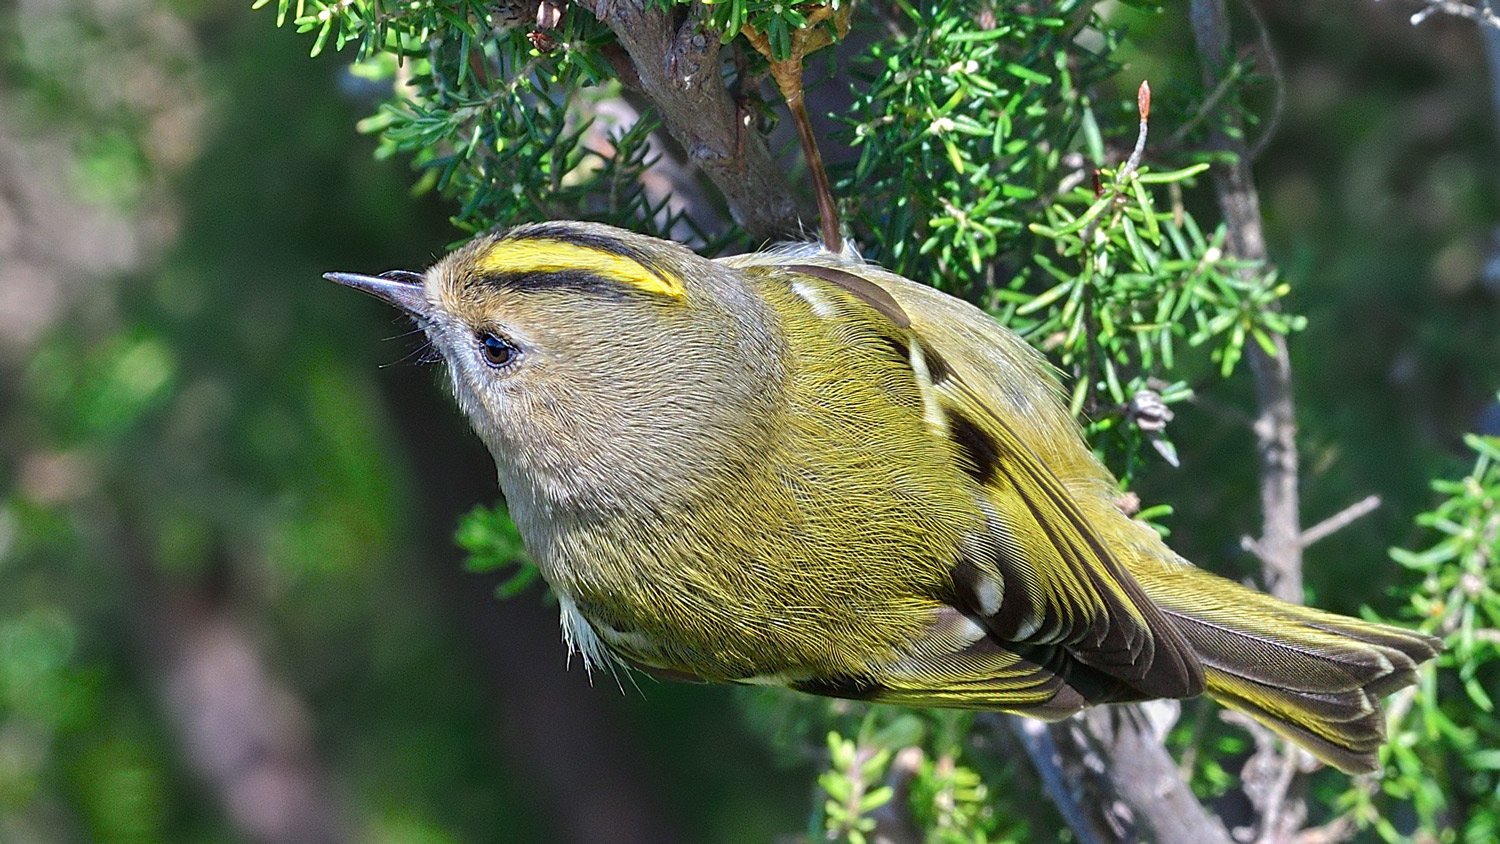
left=772, top=56, right=843, bottom=253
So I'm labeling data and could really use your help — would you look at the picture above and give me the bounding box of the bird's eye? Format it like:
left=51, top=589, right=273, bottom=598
left=478, top=332, right=519, bottom=368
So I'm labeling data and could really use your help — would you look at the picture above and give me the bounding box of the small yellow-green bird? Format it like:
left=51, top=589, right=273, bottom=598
left=328, top=221, right=1439, bottom=773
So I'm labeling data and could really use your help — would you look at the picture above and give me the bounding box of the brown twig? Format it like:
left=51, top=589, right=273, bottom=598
left=1299, top=495, right=1382, bottom=548
left=1244, top=494, right=1382, bottom=561
left=1291, top=816, right=1359, bottom=844
left=1005, top=709, right=1236, bottom=844
left=1252, top=741, right=1305, bottom=844
left=1121, top=80, right=1152, bottom=180
left=787, top=87, right=843, bottom=253
left=575, top=0, right=801, bottom=241
left=1079, top=81, right=1152, bottom=247
left=741, top=4, right=849, bottom=253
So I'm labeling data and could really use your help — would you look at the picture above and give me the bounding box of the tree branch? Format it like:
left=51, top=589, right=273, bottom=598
left=576, top=0, right=802, bottom=241
left=1299, top=495, right=1381, bottom=548
left=1404, top=0, right=1500, bottom=29
left=1188, top=4, right=1311, bottom=842
left=1008, top=717, right=1117, bottom=844
left=1006, top=708, right=1236, bottom=844
left=149, top=597, right=350, bottom=844
left=1188, top=0, right=1303, bottom=605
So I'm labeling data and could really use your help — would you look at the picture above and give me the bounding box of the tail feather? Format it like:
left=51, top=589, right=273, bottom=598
left=1205, top=674, right=1387, bottom=771
left=1131, top=563, right=1440, bottom=773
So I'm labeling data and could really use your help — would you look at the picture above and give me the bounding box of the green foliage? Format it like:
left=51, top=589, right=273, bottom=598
left=1356, top=428, right=1500, bottom=844
left=262, top=0, right=710, bottom=241
left=456, top=504, right=540, bottom=598
left=827, top=0, right=1307, bottom=483
left=769, top=706, right=1025, bottom=844
left=906, top=753, right=1021, bottom=844
left=819, top=730, right=895, bottom=844
left=836, top=0, right=1115, bottom=283
left=1008, top=158, right=1306, bottom=474
left=0, top=1, right=555, bottom=838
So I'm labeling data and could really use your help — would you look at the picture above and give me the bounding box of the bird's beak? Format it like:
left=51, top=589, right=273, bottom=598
left=324, top=270, right=430, bottom=319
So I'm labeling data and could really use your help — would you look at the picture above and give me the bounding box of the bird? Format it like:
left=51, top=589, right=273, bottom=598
left=327, top=219, right=1440, bottom=773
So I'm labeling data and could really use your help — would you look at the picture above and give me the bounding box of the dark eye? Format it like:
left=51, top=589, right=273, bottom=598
left=478, top=332, right=519, bottom=368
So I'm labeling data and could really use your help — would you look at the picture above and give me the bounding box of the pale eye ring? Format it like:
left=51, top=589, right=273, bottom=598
left=478, top=332, right=519, bottom=368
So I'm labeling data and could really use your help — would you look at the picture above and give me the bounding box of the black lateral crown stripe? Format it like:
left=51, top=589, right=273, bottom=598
left=504, top=223, right=671, bottom=277
left=473, top=268, right=640, bottom=298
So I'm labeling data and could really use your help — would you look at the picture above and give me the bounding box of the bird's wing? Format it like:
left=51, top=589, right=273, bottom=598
left=762, top=257, right=1205, bottom=704
left=928, top=363, right=1203, bottom=698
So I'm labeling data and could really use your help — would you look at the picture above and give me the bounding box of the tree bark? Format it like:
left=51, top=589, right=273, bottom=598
left=578, top=0, right=803, bottom=241
left=1188, top=0, right=1303, bottom=606
left=1010, top=709, right=1235, bottom=844
left=143, top=590, right=351, bottom=844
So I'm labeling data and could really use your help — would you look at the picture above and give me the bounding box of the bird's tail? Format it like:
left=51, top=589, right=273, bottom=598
left=1131, top=563, right=1440, bottom=773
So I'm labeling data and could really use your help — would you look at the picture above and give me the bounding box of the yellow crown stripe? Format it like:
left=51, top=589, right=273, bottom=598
left=477, top=239, right=684, bottom=297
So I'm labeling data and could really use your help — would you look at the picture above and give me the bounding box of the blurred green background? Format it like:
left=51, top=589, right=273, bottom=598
left=1, top=1, right=1497, bottom=842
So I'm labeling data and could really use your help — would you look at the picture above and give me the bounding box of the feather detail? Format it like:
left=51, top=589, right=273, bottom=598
left=933, top=373, right=1204, bottom=698
left=557, top=592, right=617, bottom=675
left=1128, top=561, right=1440, bottom=772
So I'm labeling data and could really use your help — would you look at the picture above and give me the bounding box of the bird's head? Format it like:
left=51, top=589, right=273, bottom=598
left=327, top=221, right=786, bottom=524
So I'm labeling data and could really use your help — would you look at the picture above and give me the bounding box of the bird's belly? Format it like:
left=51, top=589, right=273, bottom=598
left=579, top=597, right=807, bottom=681
left=565, top=564, right=944, bottom=687
left=540, top=480, right=974, bottom=683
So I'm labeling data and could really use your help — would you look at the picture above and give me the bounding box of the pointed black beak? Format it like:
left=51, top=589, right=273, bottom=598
left=324, top=270, right=430, bottom=319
